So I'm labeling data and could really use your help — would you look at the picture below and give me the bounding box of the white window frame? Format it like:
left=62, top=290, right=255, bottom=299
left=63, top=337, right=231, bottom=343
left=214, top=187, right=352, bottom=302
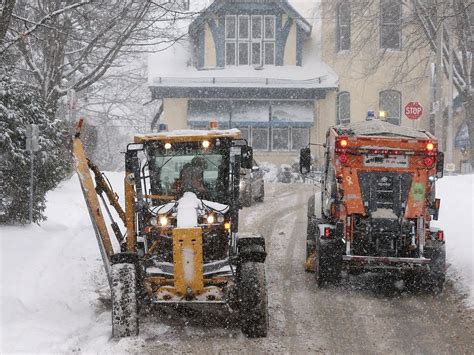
left=337, top=91, right=351, bottom=125
left=225, top=15, right=237, bottom=40
left=251, top=127, right=269, bottom=151
left=251, top=15, right=263, bottom=40
left=238, top=42, right=250, bottom=65
left=271, top=127, right=290, bottom=151
left=238, top=15, right=250, bottom=40
left=264, top=42, right=275, bottom=66
left=379, top=90, right=402, bottom=125
left=380, top=0, right=402, bottom=50
left=337, top=1, right=351, bottom=51
left=225, top=15, right=274, bottom=67
left=225, top=42, right=237, bottom=66
left=251, top=41, right=262, bottom=66
left=264, top=15, right=276, bottom=40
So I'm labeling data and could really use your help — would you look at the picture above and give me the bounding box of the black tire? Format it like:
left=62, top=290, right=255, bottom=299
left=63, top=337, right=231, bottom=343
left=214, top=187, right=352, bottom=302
left=239, top=262, right=268, bottom=338
left=305, top=218, right=317, bottom=272
left=256, top=184, right=265, bottom=202
left=242, top=189, right=252, bottom=207
left=424, top=244, right=446, bottom=294
left=111, top=263, right=139, bottom=337
left=314, top=234, right=341, bottom=287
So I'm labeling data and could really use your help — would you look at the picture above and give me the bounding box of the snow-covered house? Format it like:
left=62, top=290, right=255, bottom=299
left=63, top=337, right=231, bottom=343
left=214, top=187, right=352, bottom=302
left=148, top=0, right=338, bottom=163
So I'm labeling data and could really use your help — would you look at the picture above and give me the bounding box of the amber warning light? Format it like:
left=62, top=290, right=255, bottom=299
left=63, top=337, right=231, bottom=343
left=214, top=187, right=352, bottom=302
left=338, top=137, right=348, bottom=148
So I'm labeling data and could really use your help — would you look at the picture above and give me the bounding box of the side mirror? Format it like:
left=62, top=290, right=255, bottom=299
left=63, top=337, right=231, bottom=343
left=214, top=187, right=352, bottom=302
left=300, top=147, right=311, bottom=174
left=241, top=145, right=253, bottom=169
left=436, top=151, right=444, bottom=178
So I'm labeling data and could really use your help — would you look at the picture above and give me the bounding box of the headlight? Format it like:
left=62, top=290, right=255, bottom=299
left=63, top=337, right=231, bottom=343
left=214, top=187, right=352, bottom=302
left=206, top=214, right=215, bottom=224
left=150, top=217, right=158, bottom=226
left=159, top=215, right=168, bottom=226
left=217, top=215, right=224, bottom=223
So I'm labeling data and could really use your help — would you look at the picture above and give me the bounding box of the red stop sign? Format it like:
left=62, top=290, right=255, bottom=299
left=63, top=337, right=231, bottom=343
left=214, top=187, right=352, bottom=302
left=404, top=102, right=423, bottom=120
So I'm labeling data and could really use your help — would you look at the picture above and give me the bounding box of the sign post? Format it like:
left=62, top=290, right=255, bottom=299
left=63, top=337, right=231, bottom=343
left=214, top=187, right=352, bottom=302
left=26, top=124, right=40, bottom=224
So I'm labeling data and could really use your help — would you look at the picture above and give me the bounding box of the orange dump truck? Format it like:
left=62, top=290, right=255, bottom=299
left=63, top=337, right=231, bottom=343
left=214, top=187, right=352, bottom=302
left=300, top=120, right=445, bottom=292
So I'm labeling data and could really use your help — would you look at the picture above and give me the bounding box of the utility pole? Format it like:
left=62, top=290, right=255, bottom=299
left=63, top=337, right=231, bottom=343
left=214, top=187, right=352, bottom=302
left=445, top=20, right=455, bottom=171
left=434, top=22, right=444, bottom=150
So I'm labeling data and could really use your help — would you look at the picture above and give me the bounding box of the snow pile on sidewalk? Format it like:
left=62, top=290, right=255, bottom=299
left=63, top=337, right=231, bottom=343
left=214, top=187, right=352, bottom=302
left=433, top=174, right=474, bottom=307
left=0, top=173, right=141, bottom=353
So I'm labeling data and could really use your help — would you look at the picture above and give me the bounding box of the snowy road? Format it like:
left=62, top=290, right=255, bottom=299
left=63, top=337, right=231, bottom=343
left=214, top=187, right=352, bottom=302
left=136, top=183, right=474, bottom=353
left=2, top=180, right=473, bottom=353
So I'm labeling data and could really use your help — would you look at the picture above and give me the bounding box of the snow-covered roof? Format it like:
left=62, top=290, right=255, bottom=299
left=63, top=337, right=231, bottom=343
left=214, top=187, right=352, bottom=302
left=147, top=1, right=337, bottom=90
left=334, top=120, right=431, bottom=139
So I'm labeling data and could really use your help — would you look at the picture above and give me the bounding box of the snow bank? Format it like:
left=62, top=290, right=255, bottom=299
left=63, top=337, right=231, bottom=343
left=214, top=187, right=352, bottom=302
left=433, top=174, right=474, bottom=307
left=0, top=173, right=134, bottom=353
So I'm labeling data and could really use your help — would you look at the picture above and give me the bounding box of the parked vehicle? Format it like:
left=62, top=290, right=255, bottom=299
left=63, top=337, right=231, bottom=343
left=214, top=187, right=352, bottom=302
left=300, top=120, right=445, bottom=293
left=240, top=159, right=265, bottom=207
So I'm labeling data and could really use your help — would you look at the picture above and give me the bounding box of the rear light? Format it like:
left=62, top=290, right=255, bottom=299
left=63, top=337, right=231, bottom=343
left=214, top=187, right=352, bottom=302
left=437, top=230, right=444, bottom=241
left=338, top=154, right=348, bottom=164
left=337, top=137, right=348, bottom=149
left=426, top=142, right=434, bottom=151
left=424, top=156, right=435, bottom=167
left=323, top=227, right=332, bottom=238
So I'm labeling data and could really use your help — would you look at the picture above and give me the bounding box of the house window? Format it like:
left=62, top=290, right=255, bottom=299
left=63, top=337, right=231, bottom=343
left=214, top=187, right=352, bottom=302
left=264, top=16, right=275, bottom=40
left=291, top=128, right=309, bottom=151
left=379, top=90, right=401, bottom=125
left=264, top=42, right=275, bottom=65
left=337, top=1, right=351, bottom=51
left=238, top=15, right=249, bottom=40
left=337, top=92, right=351, bottom=125
left=226, top=15, right=275, bottom=66
left=272, top=127, right=289, bottom=151
left=238, top=42, right=249, bottom=65
left=225, top=42, right=236, bottom=66
left=239, top=127, right=250, bottom=142
left=252, top=15, right=262, bottom=39
left=225, top=15, right=237, bottom=40
left=251, top=127, right=269, bottom=150
left=251, top=42, right=261, bottom=65
left=380, top=0, right=401, bottom=50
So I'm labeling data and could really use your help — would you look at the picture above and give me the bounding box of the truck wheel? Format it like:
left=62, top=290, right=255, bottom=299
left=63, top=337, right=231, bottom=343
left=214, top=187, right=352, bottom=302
left=239, top=262, right=268, bottom=338
left=111, top=263, right=139, bottom=337
left=315, top=236, right=341, bottom=287
left=424, top=244, right=446, bottom=294
left=256, top=185, right=265, bottom=202
left=242, top=189, right=252, bottom=207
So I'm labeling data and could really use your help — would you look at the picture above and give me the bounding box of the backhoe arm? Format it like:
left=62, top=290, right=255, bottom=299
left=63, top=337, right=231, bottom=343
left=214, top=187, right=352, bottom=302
left=72, top=118, right=114, bottom=284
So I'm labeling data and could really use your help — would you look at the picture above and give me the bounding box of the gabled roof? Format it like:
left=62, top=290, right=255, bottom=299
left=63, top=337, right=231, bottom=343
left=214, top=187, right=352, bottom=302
left=189, top=0, right=312, bottom=37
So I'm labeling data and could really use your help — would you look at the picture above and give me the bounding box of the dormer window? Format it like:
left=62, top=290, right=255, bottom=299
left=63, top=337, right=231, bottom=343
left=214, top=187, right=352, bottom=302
left=225, top=15, right=275, bottom=66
